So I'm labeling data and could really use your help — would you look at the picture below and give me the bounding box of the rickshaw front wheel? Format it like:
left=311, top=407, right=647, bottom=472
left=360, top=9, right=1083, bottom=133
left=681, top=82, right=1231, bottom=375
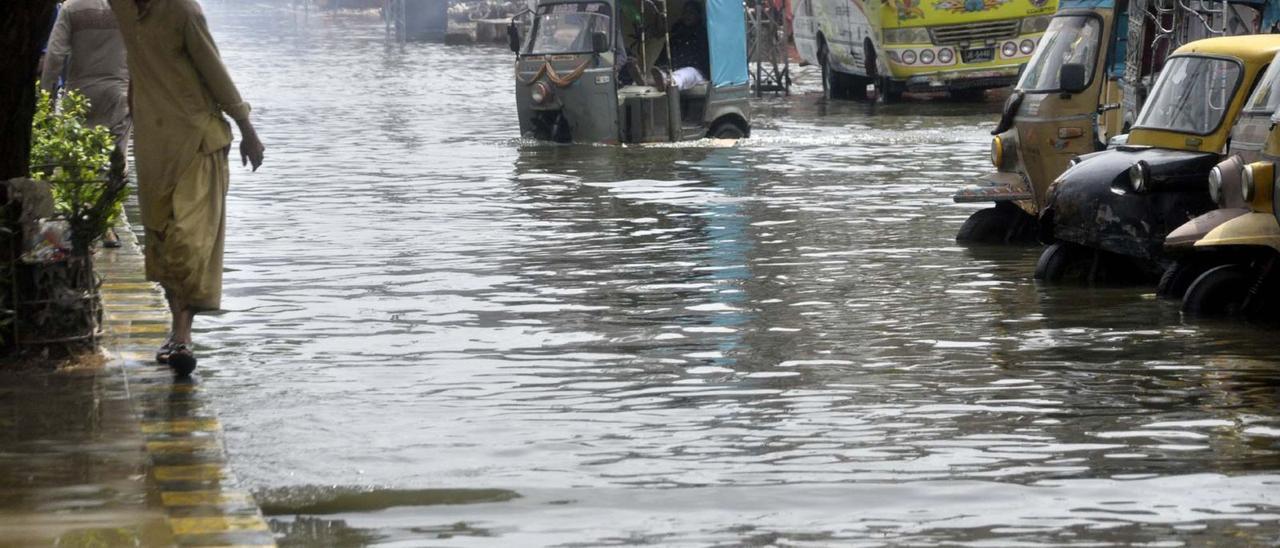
left=1183, top=264, right=1253, bottom=316
left=1157, top=259, right=1215, bottom=300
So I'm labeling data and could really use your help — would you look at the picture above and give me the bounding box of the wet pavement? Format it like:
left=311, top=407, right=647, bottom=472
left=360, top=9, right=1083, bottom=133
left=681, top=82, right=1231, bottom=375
left=0, top=217, right=273, bottom=547
left=28, top=3, right=1280, bottom=546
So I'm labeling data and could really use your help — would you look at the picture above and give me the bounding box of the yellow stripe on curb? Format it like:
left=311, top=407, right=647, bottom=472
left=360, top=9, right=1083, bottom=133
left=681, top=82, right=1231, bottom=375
left=162, top=490, right=254, bottom=507
left=168, top=516, right=270, bottom=535
left=146, top=439, right=222, bottom=454
left=141, top=418, right=220, bottom=434
left=154, top=464, right=228, bottom=482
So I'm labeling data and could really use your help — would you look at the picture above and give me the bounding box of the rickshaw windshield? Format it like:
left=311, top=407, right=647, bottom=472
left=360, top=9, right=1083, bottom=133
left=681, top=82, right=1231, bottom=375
left=1016, top=15, right=1102, bottom=93
left=528, top=3, right=612, bottom=55
left=1246, top=56, right=1280, bottom=115
left=1134, top=56, right=1241, bottom=135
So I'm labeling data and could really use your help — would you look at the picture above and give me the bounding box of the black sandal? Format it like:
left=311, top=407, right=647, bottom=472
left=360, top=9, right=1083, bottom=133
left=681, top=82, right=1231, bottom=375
left=168, top=343, right=197, bottom=377
left=155, top=339, right=177, bottom=364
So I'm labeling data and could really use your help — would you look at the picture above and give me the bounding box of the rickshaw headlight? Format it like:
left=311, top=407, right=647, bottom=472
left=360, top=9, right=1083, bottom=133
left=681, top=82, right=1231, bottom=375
left=530, top=81, right=551, bottom=104
left=1129, top=161, right=1149, bottom=192
left=1243, top=164, right=1256, bottom=202
left=1243, top=162, right=1274, bottom=207
left=1019, top=39, right=1035, bottom=55
left=1208, top=166, right=1224, bottom=206
left=991, top=136, right=1004, bottom=168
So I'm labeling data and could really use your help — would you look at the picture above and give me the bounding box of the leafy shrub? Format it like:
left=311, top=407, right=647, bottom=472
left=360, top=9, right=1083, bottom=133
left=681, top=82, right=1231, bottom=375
left=29, top=87, right=128, bottom=255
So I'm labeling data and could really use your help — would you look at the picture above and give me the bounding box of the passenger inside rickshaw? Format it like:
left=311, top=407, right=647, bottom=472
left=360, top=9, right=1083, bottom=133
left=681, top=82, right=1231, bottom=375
left=617, top=0, right=713, bottom=120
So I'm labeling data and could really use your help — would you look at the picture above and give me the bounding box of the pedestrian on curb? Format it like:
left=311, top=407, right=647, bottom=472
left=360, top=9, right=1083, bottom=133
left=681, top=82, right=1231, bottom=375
left=42, top=0, right=133, bottom=248
left=108, top=0, right=265, bottom=376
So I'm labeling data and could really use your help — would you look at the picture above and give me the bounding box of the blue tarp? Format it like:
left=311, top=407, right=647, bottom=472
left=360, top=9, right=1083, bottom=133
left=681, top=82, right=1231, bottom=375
left=706, top=0, right=748, bottom=87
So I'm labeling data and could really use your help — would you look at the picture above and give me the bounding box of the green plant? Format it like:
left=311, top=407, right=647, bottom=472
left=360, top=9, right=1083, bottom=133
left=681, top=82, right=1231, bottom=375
left=29, top=87, right=128, bottom=255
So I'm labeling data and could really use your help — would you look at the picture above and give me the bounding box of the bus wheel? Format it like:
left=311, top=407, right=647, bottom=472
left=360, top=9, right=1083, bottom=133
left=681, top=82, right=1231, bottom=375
left=1183, top=264, right=1253, bottom=316
left=819, top=40, right=837, bottom=100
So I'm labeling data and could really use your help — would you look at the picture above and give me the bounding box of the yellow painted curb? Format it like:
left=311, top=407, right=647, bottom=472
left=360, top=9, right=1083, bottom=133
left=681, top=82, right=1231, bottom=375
left=98, top=209, right=277, bottom=547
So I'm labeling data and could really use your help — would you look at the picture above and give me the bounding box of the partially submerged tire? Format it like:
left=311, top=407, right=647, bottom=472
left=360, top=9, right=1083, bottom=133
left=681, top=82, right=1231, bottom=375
left=709, top=121, right=746, bottom=139
left=956, top=205, right=1036, bottom=244
left=1035, top=242, right=1092, bottom=282
left=1157, top=260, right=1213, bottom=300
left=1182, top=263, right=1253, bottom=316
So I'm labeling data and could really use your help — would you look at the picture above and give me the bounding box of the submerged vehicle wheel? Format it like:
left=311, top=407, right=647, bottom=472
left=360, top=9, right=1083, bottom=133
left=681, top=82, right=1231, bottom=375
left=956, top=204, right=1036, bottom=244
left=1183, top=264, right=1254, bottom=316
left=1034, top=241, right=1095, bottom=282
left=709, top=121, right=746, bottom=139
left=1157, top=260, right=1214, bottom=300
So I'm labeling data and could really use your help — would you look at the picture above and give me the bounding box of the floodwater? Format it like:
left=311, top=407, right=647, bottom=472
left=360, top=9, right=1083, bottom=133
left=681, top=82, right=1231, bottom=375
left=193, top=4, right=1280, bottom=546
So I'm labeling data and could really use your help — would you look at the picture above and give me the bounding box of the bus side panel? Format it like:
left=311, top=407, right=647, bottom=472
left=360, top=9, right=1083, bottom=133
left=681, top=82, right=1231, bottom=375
left=793, top=0, right=859, bottom=72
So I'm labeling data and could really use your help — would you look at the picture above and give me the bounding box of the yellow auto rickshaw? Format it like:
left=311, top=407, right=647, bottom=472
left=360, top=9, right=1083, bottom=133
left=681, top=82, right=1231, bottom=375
left=1035, top=35, right=1280, bottom=284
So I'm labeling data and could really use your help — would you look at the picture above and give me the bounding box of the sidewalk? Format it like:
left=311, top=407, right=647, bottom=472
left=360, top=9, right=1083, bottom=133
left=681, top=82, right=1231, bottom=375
left=0, top=213, right=275, bottom=547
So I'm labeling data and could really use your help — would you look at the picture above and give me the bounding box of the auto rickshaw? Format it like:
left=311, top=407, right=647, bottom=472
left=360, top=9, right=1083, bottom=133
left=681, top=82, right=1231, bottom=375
left=508, top=0, right=752, bottom=143
left=954, top=0, right=1130, bottom=243
left=1146, top=56, right=1280, bottom=316
left=954, top=0, right=1280, bottom=244
left=1155, top=54, right=1280, bottom=299
left=1035, top=35, right=1280, bottom=283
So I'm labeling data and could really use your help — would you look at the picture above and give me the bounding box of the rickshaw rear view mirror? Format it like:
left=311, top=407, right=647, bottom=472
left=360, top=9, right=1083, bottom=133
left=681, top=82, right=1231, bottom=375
left=1059, top=63, right=1088, bottom=94
left=507, top=24, right=521, bottom=53
left=591, top=32, right=609, bottom=54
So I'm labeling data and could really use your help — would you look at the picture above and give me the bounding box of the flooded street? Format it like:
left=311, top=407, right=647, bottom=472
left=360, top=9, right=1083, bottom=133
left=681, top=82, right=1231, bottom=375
left=198, top=5, right=1280, bottom=545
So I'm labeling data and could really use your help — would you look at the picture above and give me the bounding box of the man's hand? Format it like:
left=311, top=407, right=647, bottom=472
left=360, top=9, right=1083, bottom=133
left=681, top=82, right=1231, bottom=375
left=238, top=124, right=265, bottom=172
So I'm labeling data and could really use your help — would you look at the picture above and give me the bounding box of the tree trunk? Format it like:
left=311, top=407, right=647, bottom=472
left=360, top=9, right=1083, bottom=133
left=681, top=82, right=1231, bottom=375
left=0, top=0, right=58, bottom=181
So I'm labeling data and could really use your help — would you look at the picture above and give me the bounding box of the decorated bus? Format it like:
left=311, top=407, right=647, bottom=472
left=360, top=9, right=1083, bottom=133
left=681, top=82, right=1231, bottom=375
left=792, top=0, right=1058, bottom=100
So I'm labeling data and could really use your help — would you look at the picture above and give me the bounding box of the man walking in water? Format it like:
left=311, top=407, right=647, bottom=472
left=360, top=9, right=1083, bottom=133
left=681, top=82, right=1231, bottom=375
left=42, top=0, right=132, bottom=247
left=109, top=0, right=264, bottom=375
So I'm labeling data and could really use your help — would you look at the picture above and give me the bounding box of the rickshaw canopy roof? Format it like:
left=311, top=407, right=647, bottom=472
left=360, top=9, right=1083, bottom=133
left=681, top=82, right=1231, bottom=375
left=1173, top=34, right=1280, bottom=64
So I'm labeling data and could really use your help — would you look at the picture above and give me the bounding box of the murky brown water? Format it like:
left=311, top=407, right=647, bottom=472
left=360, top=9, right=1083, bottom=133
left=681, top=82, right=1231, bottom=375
left=193, top=4, right=1280, bottom=545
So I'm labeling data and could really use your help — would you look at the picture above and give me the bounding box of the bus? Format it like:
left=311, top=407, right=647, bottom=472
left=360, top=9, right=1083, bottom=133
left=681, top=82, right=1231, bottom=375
left=792, top=0, right=1058, bottom=100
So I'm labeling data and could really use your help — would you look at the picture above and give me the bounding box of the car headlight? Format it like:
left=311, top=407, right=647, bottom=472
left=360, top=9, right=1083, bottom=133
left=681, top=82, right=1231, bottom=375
left=901, top=50, right=917, bottom=64
left=1019, top=39, right=1035, bottom=55
left=1208, top=166, right=1224, bottom=206
left=1001, top=41, right=1018, bottom=58
left=1129, top=161, right=1149, bottom=192
left=991, top=136, right=1004, bottom=168
left=937, top=48, right=954, bottom=64
left=920, top=49, right=936, bottom=64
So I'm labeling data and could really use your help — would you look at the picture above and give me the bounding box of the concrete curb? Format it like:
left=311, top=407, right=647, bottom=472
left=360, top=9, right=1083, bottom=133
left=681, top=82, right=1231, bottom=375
left=98, top=214, right=276, bottom=547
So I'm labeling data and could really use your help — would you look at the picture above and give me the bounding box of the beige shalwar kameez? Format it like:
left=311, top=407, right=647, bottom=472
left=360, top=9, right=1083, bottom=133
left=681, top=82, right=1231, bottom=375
left=109, top=0, right=249, bottom=312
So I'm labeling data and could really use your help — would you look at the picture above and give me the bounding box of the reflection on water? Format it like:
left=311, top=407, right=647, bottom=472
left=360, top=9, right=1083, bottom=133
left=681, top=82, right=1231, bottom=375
left=196, top=4, right=1280, bottom=545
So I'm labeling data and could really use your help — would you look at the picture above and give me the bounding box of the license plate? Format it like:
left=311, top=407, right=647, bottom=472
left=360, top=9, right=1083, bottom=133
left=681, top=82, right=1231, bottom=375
left=961, top=47, right=995, bottom=64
